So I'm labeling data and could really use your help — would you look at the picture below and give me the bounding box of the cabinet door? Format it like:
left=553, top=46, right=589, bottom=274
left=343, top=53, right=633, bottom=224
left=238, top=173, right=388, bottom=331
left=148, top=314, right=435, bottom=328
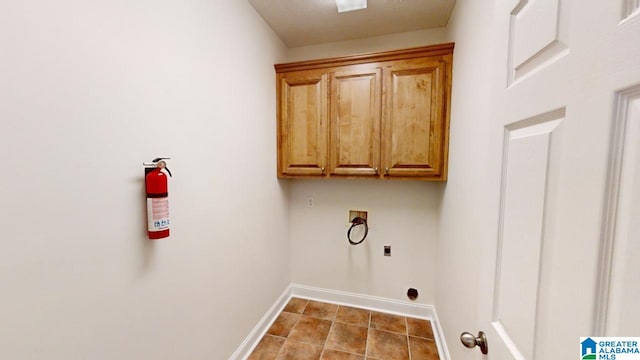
left=382, top=57, right=451, bottom=179
left=328, top=67, right=382, bottom=176
left=278, top=71, right=328, bottom=177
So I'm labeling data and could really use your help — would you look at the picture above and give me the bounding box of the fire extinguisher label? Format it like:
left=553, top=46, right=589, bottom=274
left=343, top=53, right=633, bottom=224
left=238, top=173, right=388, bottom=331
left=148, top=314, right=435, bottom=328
left=147, top=198, right=170, bottom=231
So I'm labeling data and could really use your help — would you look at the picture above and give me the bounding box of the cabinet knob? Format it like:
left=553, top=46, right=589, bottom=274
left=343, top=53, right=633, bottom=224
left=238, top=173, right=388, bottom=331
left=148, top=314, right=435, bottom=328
left=373, top=167, right=379, bottom=174
left=385, top=167, right=390, bottom=174
left=321, top=167, right=325, bottom=174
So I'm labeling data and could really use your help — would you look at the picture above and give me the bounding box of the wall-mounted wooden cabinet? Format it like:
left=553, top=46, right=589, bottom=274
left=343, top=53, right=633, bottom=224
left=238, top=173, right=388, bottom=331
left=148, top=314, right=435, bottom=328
left=276, top=43, right=453, bottom=181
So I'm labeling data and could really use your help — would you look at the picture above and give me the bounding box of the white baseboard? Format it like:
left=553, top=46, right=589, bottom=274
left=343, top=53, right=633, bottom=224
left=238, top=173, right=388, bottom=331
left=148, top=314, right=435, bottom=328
left=290, top=284, right=451, bottom=360
left=229, top=283, right=450, bottom=360
left=228, top=286, right=292, bottom=360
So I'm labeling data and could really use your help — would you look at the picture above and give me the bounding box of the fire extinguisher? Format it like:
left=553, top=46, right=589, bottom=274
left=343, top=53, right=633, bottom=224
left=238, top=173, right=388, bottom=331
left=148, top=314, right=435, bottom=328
left=144, top=158, right=172, bottom=239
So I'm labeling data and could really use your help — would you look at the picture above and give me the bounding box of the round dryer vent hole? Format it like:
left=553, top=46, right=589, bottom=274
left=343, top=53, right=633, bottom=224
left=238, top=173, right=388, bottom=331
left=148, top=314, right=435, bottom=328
left=407, top=288, right=419, bottom=301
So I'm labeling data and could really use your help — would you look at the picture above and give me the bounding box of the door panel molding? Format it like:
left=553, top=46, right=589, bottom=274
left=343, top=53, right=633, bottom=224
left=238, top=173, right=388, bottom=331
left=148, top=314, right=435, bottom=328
left=507, top=0, right=569, bottom=86
left=622, top=0, right=640, bottom=21
left=493, top=108, right=565, bottom=359
left=595, top=84, right=640, bottom=335
left=491, top=321, right=527, bottom=360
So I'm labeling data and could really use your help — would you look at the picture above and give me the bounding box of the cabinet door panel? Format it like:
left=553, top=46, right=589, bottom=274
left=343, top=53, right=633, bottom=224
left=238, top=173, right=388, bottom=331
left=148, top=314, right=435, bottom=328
left=328, top=67, right=382, bottom=176
left=275, top=44, right=453, bottom=181
left=382, top=58, right=449, bottom=179
left=278, top=72, right=328, bottom=176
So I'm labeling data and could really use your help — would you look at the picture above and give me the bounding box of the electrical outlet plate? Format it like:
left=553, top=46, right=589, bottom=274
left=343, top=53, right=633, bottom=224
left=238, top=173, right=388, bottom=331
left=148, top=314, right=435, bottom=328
left=349, top=210, right=367, bottom=224
left=306, top=196, right=314, bottom=208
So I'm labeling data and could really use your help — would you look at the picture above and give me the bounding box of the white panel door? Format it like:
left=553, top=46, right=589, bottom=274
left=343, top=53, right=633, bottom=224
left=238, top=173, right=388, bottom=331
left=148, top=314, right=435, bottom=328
left=472, top=0, right=640, bottom=359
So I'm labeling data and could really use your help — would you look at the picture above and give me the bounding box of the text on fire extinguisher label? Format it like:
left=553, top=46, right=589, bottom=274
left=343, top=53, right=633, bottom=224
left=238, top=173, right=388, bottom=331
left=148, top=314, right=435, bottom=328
left=147, top=198, right=169, bottom=231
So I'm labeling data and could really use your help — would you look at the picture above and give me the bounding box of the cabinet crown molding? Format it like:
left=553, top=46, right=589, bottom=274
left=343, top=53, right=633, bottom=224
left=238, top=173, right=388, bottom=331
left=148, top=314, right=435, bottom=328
left=275, top=43, right=455, bottom=73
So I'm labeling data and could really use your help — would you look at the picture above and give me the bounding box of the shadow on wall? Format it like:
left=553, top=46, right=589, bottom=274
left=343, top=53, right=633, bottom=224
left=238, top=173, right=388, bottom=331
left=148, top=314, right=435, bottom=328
left=135, top=175, right=156, bottom=276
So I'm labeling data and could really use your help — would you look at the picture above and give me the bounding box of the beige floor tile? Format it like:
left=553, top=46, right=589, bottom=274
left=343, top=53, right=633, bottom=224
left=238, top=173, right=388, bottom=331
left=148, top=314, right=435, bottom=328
left=276, top=340, right=322, bottom=360
left=267, top=312, right=299, bottom=337
left=370, top=312, right=407, bottom=334
left=249, top=302, right=439, bottom=360
left=335, top=306, right=369, bottom=328
left=303, top=300, right=339, bottom=321
left=409, top=336, right=439, bottom=360
left=288, top=315, right=332, bottom=346
left=248, top=335, right=285, bottom=360
left=325, top=322, right=368, bottom=355
left=407, top=318, right=434, bottom=339
left=367, top=328, right=409, bottom=359
left=320, top=349, right=365, bottom=360
left=283, top=297, right=308, bottom=314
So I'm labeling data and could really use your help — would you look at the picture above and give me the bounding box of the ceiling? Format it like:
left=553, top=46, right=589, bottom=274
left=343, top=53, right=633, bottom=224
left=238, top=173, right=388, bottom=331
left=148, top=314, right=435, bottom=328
left=249, top=0, right=456, bottom=48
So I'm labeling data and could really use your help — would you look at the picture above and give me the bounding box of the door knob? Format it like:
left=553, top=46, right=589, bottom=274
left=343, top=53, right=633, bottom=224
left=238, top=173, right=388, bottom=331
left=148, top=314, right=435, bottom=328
left=460, top=331, right=488, bottom=354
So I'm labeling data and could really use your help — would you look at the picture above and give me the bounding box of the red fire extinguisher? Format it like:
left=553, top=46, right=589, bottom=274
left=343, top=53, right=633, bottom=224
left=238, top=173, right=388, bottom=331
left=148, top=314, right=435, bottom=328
left=144, top=158, right=172, bottom=239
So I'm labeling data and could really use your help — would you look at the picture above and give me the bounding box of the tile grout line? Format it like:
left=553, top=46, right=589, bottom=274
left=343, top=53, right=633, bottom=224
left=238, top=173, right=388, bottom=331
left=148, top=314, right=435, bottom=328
left=279, top=298, right=309, bottom=358
left=320, top=305, right=338, bottom=359
left=406, top=316, right=412, bottom=360
left=252, top=298, right=438, bottom=360
left=365, top=309, right=372, bottom=360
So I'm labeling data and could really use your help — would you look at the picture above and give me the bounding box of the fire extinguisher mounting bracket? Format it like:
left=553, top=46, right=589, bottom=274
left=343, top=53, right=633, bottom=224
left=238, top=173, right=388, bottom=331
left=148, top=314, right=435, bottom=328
left=143, top=157, right=172, bottom=177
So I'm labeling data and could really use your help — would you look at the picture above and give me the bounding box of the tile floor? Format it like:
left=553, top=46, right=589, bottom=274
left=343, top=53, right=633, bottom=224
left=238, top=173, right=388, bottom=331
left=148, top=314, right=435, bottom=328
left=248, top=297, right=439, bottom=360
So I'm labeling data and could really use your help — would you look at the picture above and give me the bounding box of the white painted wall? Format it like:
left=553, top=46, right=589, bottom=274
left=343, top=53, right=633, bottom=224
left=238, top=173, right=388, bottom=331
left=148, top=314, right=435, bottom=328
left=0, top=1, right=289, bottom=359
left=284, top=25, right=448, bottom=306
left=436, top=0, right=497, bottom=358
left=289, top=180, right=443, bottom=304
left=286, top=27, right=448, bottom=62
